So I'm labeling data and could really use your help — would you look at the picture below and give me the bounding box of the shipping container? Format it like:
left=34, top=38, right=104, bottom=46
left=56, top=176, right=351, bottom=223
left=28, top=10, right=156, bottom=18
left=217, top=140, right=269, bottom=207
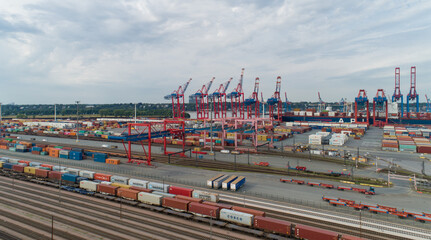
left=111, top=175, right=129, bottom=185
left=188, top=202, right=219, bottom=218
left=169, top=186, right=193, bottom=197
left=40, top=164, right=53, bottom=170
left=295, top=224, right=339, bottom=240
left=202, top=201, right=232, bottom=210
left=129, top=186, right=153, bottom=193
left=192, top=190, right=219, bottom=203
left=12, top=164, right=25, bottom=173
left=66, top=168, right=80, bottom=175
left=138, top=192, right=162, bottom=206
left=80, top=180, right=99, bottom=192
left=79, top=170, right=95, bottom=179
left=2, top=163, right=15, bottom=169
left=61, top=173, right=78, bottom=183
left=111, top=182, right=130, bottom=189
left=24, top=166, right=36, bottom=175
left=97, top=184, right=118, bottom=195
left=148, top=182, right=169, bottom=192
left=230, top=176, right=246, bottom=191
left=128, top=179, right=148, bottom=188
left=35, top=169, right=49, bottom=178
left=162, top=197, right=189, bottom=212
left=117, top=188, right=140, bottom=201
left=254, top=216, right=291, bottom=235
left=213, top=175, right=230, bottom=189
left=94, top=173, right=112, bottom=182
left=175, top=195, right=203, bottom=203
left=232, top=206, right=265, bottom=217
left=48, top=171, right=62, bottom=180
left=220, top=209, right=253, bottom=227
left=152, top=191, right=176, bottom=198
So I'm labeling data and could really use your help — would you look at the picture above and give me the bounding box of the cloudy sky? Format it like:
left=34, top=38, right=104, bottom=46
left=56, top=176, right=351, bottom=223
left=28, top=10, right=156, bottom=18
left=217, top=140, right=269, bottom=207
left=1, top=0, right=431, bottom=104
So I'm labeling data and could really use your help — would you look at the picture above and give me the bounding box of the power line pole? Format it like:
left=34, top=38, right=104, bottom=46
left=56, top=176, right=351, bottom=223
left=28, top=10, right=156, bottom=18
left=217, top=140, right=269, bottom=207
left=76, top=101, right=80, bottom=142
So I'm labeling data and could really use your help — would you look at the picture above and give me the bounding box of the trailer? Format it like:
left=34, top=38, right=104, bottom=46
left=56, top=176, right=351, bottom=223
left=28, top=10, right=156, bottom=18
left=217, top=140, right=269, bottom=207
left=207, top=174, right=226, bottom=188
left=230, top=176, right=246, bottom=191
left=222, top=175, right=238, bottom=190
left=213, top=175, right=230, bottom=189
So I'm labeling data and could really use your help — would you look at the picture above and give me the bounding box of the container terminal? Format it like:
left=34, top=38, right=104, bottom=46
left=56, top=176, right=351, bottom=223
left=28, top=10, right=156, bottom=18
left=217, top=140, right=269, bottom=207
left=1, top=68, right=431, bottom=240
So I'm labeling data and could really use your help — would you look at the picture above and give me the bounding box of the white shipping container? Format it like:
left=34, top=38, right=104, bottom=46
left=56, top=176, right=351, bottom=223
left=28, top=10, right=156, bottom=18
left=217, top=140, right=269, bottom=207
left=128, top=179, right=149, bottom=188
left=8, top=158, right=20, bottom=164
left=67, top=168, right=80, bottom=175
left=148, top=182, right=169, bottom=192
left=138, top=192, right=162, bottom=206
left=192, top=190, right=219, bottom=202
left=79, top=170, right=95, bottom=179
left=80, top=180, right=98, bottom=191
left=220, top=209, right=253, bottom=227
left=152, top=191, right=176, bottom=198
left=111, top=175, right=129, bottom=185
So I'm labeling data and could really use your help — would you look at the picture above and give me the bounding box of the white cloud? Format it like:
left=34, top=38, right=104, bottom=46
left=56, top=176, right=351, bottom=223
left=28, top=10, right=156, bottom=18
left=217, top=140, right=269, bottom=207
left=0, top=0, right=430, bottom=104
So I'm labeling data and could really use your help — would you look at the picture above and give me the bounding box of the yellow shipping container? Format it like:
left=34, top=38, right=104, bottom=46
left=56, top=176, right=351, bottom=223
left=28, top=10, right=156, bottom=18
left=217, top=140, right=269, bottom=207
left=0, top=162, right=3, bottom=168
left=24, top=166, right=36, bottom=175
left=111, top=183, right=131, bottom=189
left=194, top=147, right=201, bottom=151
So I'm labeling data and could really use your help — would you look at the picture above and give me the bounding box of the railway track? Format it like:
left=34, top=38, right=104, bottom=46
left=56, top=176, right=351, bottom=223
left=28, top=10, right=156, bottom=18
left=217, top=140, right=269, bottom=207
left=24, top=138, right=356, bottom=181
left=0, top=176, right=258, bottom=240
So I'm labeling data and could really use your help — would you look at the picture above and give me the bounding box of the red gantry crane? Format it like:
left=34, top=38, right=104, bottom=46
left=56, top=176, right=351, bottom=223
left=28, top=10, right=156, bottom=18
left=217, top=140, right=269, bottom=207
left=164, top=78, right=192, bottom=119
left=190, top=77, right=214, bottom=119
left=244, top=77, right=260, bottom=119
left=210, top=78, right=232, bottom=119
left=392, top=67, right=404, bottom=118
left=227, top=68, right=245, bottom=119
left=354, top=89, right=370, bottom=124
left=267, top=76, right=282, bottom=121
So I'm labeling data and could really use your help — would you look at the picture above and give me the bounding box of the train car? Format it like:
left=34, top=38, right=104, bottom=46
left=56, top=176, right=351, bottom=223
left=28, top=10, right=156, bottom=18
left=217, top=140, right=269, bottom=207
left=337, top=186, right=352, bottom=191
left=8, top=158, right=20, bottom=164
left=61, top=173, right=79, bottom=184
left=94, top=173, right=112, bottom=182
left=322, top=196, right=338, bottom=202
left=2, top=163, right=15, bottom=170
left=213, top=175, right=230, bottom=189
left=329, top=200, right=346, bottom=207
left=152, top=191, right=176, bottom=198
left=29, top=162, right=42, bottom=167
left=188, top=202, right=219, bottom=218
left=110, top=175, right=129, bottom=185
left=24, top=166, right=37, bottom=175
left=66, top=168, right=80, bottom=175
left=369, top=207, right=388, bottom=214
left=415, top=215, right=431, bottom=223
left=79, top=170, right=95, bottom=179
left=52, top=166, right=67, bottom=172
left=253, top=216, right=291, bottom=236
left=222, top=175, right=238, bottom=190
left=294, top=224, right=339, bottom=240
left=192, top=190, right=219, bottom=203
left=80, top=180, right=99, bottom=192
left=40, top=164, right=53, bottom=170
left=207, top=174, right=226, bottom=188
left=175, top=195, right=202, bottom=203
left=162, top=197, right=190, bottom=212
left=148, top=182, right=169, bottom=193
left=202, top=201, right=233, bottom=210
left=232, top=206, right=265, bottom=217
left=117, top=188, right=140, bottom=201
left=18, top=160, right=30, bottom=166
left=128, top=179, right=148, bottom=188
left=48, top=171, right=62, bottom=182
left=129, top=186, right=153, bottom=193
left=12, top=165, right=25, bottom=173
left=111, top=182, right=131, bottom=189
left=35, top=169, right=49, bottom=178
left=230, top=176, right=246, bottom=191
left=138, top=192, right=162, bottom=206
left=340, top=234, right=367, bottom=240
left=97, top=183, right=118, bottom=195
left=169, top=186, right=193, bottom=197
left=307, top=182, right=320, bottom=187
left=220, top=209, right=253, bottom=227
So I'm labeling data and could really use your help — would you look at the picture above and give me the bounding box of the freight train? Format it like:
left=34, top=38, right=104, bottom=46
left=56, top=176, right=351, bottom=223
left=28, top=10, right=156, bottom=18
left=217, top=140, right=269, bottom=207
left=0, top=157, right=363, bottom=240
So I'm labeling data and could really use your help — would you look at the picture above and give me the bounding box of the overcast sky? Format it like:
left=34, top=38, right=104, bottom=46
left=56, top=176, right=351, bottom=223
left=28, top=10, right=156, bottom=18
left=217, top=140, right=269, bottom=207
left=1, top=0, right=431, bottom=104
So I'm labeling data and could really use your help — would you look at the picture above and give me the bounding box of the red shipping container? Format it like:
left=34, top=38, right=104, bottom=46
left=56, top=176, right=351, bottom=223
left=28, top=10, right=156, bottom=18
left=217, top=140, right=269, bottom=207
left=48, top=171, right=62, bottom=180
left=117, top=188, right=139, bottom=201
left=232, top=206, right=265, bottom=217
left=97, top=184, right=118, bottom=195
left=202, top=201, right=232, bottom=210
left=254, top=216, right=291, bottom=235
left=12, top=165, right=25, bottom=173
left=35, top=169, right=50, bottom=178
left=18, top=160, right=30, bottom=166
left=162, top=197, right=189, bottom=212
left=168, top=186, right=193, bottom=197
left=294, top=224, right=339, bottom=240
left=129, top=186, right=153, bottom=193
left=188, top=202, right=219, bottom=218
left=340, top=234, right=364, bottom=240
left=175, top=195, right=203, bottom=203
left=41, top=164, right=53, bottom=170
left=94, top=173, right=112, bottom=182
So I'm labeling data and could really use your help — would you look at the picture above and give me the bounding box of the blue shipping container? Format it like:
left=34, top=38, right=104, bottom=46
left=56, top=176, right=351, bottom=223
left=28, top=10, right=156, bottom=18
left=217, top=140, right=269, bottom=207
left=2, top=163, right=15, bottom=169
left=59, top=154, right=69, bottom=159
left=62, top=173, right=78, bottom=183
left=94, top=158, right=106, bottom=163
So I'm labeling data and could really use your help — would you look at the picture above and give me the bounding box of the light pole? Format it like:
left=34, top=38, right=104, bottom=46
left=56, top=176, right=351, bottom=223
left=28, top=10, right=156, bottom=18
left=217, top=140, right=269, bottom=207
left=0, top=102, right=2, bottom=135
left=54, top=104, right=57, bottom=122
left=76, top=101, right=80, bottom=142
left=210, top=97, right=214, bottom=155
left=134, top=103, right=137, bottom=123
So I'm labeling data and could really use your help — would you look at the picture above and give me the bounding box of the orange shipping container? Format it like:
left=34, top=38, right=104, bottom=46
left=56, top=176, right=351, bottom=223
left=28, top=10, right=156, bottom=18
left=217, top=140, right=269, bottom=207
left=49, top=148, right=60, bottom=158
left=106, top=159, right=120, bottom=165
